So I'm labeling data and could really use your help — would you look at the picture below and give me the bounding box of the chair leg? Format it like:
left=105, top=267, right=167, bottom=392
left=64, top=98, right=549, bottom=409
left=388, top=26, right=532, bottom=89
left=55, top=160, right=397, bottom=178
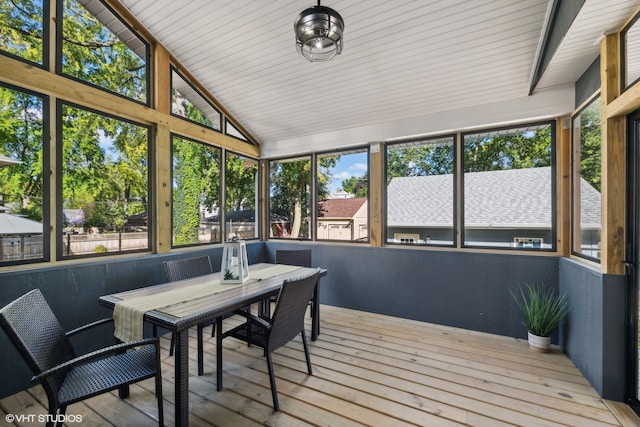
left=153, top=338, right=164, bottom=426
left=52, top=405, right=66, bottom=427
left=301, top=329, right=313, bottom=375
left=169, top=333, right=175, bottom=356
left=265, top=351, right=279, bottom=412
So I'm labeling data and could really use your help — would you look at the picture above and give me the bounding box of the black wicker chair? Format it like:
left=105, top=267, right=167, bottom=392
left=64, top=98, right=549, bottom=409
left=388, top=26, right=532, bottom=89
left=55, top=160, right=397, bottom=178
left=263, top=249, right=315, bottom=320
left=218, top=269, right=322, bottom=411
left=162, top=255, right=213, bottom=376
left=0, top=289, right=164, bottom=427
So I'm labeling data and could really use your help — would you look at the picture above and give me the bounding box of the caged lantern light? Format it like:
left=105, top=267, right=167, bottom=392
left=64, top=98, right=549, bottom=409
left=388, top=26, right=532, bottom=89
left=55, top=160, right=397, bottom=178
left=294, top=1, right=344, bottom=62
left=220, top=238, right=249, bottom=284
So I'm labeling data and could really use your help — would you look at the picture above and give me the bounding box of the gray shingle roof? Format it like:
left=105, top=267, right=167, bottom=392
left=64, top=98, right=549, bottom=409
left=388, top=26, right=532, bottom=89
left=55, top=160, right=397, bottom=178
left=387, top=167, right=601, bottom=229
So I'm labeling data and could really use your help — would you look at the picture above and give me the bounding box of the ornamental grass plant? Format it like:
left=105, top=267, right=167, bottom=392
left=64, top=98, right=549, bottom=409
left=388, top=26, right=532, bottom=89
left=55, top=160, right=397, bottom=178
left=512, top=283, right=569, bottom=337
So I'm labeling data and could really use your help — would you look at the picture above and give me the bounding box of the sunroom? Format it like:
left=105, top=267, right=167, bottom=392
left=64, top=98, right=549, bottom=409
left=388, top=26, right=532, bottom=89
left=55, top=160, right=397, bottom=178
left=1, top=0, right=640, bottom=425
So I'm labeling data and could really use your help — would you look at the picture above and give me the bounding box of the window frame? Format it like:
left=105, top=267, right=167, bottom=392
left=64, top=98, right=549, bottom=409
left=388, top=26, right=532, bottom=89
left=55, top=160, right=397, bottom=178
left=384, top=134, right=457, bottom=248
left=56, top=99, right=151, bottom=260
left=0, top=81, right=50, bottom=266
left=224, top=150, right=260, bottom=242
left=56, top=0, right=150, bottom=106
left=315, top=145, right=370, bottom=244
left=170, top=65, right=222, bottom=133
left=267, top=155, right=313, bottom=241
left=570, top=92, right=602, bottom=262
left=170, top=133, right=222, bottom=249
left=0, top=0, right=49, bottom=70
left=460, top=120, right=557, bottom=252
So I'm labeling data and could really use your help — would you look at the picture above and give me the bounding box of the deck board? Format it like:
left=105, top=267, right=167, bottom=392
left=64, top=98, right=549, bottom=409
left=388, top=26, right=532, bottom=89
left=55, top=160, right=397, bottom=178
left=0, top=305, right=637, bottom=426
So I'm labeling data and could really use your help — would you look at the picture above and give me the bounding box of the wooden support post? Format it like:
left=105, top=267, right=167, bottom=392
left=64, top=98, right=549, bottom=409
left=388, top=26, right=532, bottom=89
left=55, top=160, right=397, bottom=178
left=556, top=117, right=571, bottom=256
left=601, top=34, right=626, bottom=275
left=369, top=142, right=383, bottom=246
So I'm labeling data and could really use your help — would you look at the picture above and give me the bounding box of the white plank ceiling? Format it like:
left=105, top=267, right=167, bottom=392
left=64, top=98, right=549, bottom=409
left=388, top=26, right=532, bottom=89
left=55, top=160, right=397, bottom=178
left=118, top=0, right=639, bottom=156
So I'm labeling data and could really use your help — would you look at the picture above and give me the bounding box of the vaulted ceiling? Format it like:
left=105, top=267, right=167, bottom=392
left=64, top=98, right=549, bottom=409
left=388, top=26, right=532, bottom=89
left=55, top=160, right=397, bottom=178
left=118, top=0, right=639, bottom=157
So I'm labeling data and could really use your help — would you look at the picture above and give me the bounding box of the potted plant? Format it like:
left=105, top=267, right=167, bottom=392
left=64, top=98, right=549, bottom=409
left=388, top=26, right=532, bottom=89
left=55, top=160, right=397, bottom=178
left=511, top=283, right=569, bottom=353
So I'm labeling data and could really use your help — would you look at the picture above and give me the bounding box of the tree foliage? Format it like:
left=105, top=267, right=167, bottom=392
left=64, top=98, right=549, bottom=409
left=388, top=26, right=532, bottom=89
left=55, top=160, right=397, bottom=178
left=172, top=137, right=220, bottom=245
left=0, top=0, right=150, bottom=237
left=0, top=86, right=43, bottom=220
left=576, top=98, right=601, bottom=191
left=0, top=0, right=43, bottom=64
left=463, top=128, right=552, bottom=172
left=225, top=154, right=257, bottom=212
left=387, top=141, right=454, bottom=182
left=61, top=0, right=147, bottom=102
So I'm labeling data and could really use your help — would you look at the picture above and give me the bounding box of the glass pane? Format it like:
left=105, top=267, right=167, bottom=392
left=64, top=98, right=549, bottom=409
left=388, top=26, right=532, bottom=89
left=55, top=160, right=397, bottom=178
left=62, top=0, right=148, bottom=102
left=61, top=103, right=149, bottom=256
left=572, top=96, right=601, bottom=260
left=0, top=0, right=44, bottom=65
left=317, top=149, right=369, bottom=241
left=225, top=152, right=258, bottom=241
left=386, top=137, right=454, bottom=245
left=226, top=120, right=248, bottom=141
left=0, top=85, right=45, bottom=264
left=625, top=16, right=640, bottom=88
left=171, top=135, right=221, bottom=246
left=269, top=157, right=311, bottom=239
left=463, top=123, right=553, bottom=249
left=171, top=68, right=221, bottom=131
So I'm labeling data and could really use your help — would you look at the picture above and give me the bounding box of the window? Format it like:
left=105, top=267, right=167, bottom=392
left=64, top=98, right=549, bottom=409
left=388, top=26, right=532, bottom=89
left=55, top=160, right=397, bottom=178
left=462, top=122, right=555, bottom=249
left=171, top=135, right=221, bottom=247
left=317, top=148, right=369, bottom=242
left=225, top=119, right=250, bottom=143
left=225, top=152, right=258, bottom=241
left=0, top=83, right=47, bottom=265
left=60, top=0, right=148, bottom=103
left=386, top=136, right=455, bottom=246
left=269, top=156, right=311, bottom=239
left=572, top=95, right=601, bottom=260
left=0, top=0, right=46, bottom=66
left=171, top=67, right=221, bottom=131
left=59, top=102, right=149, bottom=257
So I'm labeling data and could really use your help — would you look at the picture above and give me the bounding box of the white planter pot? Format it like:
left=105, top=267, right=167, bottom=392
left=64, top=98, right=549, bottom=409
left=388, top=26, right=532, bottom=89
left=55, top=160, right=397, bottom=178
left=528, top=331, right=551, bottom=353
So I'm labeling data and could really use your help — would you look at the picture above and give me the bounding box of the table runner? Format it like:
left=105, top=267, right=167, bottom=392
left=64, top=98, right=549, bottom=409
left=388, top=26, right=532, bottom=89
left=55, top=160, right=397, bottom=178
left=113, top=264, right=300, bottom=342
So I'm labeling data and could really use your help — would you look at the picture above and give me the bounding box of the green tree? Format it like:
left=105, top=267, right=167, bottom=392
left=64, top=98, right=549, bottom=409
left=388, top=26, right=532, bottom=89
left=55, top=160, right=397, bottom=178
left=0, top=0, right=44, bottom=64
left=270, top=160, right=311, bottom=238
left=578, top=99, right=601, bottom=191
left=0, top=86, right=43, bottom=220
left=341, top=175, right=368, bottom=197
left=225, top=154, right=257, bottom=212
left=387, top=141, right=453, bottom=182
left=463, top=128, right=551, bottom=172
left=62, top=0, right=146, bottom=102
left=172, top=138, right=220, bottom=245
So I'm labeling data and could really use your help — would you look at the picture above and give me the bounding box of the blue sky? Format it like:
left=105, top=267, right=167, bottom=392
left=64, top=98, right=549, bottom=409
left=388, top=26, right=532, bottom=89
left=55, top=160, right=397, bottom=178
left=325, top=152, right=368, bottom=194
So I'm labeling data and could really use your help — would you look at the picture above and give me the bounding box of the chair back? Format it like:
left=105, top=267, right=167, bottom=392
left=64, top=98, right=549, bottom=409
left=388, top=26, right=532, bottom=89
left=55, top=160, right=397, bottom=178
left=275, top=249, right=312, bottom=268
left=269, top=269, right=321, bottom=351
left=164, top=255, right=213, bottom=282
left=0, top=289, right=75, bottom=392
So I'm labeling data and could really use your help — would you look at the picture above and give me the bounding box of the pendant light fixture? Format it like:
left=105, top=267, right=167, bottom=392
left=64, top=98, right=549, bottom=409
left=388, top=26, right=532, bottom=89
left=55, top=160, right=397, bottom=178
left=294, top=1, right=344, bottom=62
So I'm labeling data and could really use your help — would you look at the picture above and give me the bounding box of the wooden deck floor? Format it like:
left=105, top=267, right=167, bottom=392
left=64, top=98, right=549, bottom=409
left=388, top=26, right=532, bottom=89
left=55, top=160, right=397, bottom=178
left=1, top=305, right=639, bottom=426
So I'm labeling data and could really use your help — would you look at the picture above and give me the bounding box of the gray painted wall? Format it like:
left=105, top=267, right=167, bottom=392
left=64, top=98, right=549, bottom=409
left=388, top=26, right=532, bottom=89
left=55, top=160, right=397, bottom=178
left=0, top=242, right=626, bottom=404
left=559, top=258, right=626, bottom=400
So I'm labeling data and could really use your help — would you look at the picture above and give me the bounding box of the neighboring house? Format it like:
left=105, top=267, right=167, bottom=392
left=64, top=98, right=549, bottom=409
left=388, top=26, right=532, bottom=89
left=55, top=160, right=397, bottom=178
left=63, top=208, right=85, bottom=227
left=317, top=197, right=368, bottom=241
left=387, top=167, right=601, bottom=249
